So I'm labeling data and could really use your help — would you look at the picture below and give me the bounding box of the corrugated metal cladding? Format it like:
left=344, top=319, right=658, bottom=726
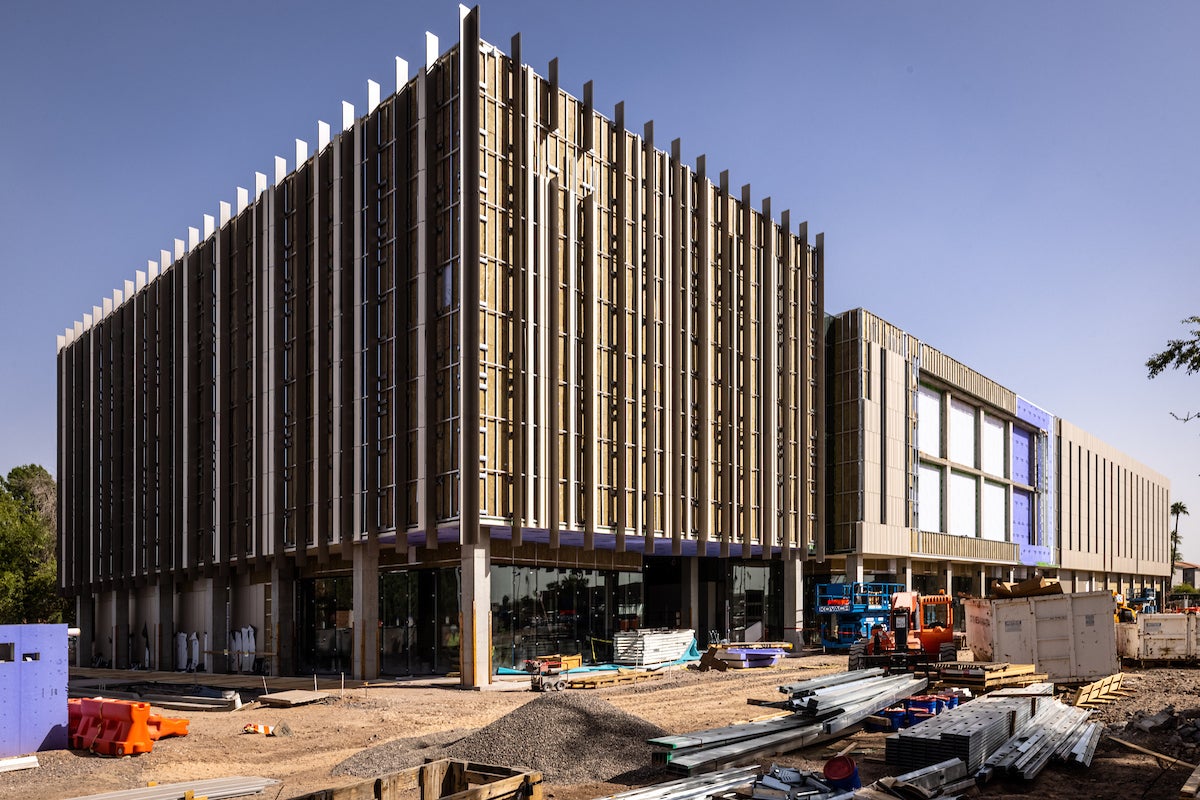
left=56, top=8, right=824, bottom=596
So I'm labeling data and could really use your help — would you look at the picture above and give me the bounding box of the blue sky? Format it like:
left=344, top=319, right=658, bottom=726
left=2, top=1, right=1196, bottom=555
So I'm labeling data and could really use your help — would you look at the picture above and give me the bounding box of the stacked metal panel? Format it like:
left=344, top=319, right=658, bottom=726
left=886, top=681, right=1099, bottom=781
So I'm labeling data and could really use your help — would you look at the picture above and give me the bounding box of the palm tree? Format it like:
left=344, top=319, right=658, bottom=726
left=1172, top=501, right=1190, bottom=566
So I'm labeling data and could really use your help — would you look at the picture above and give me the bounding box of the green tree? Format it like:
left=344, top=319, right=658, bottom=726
left=1148, top=316, right=1200, bottom=422
left=0, top=464, right=66, bottom=624
left=1173, top=501, right=1191, bottom=566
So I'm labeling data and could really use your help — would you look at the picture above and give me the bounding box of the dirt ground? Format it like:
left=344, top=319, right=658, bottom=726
left=3, top=654, right=1199, bottom=800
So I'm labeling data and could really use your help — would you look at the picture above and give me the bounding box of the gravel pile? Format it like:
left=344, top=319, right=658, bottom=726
left=333, top=729, right=468, bottom=777
left=333, top=692, right=667, bottom=784
left=443, top=691, right=667, bottom=783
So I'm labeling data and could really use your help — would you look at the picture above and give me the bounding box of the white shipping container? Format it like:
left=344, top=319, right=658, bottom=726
left=964, top=590, right=1118, bottom=683
left=1117, top=613, right=1198, bottom=661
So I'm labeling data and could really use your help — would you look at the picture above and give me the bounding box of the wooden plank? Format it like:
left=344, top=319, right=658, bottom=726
left=1181, top=761, right=1200, bottom=798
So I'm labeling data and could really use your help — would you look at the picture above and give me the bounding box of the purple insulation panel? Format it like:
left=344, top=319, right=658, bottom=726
left=1016, top=396, right=1052, bottom=431
left=1012, top=490, right=1052, bottom=566
left=1012, top=490, right=1032, bottom=547
left=1012, top=428, right=1033, bottom=486
left=0, top=624, right=68, bottom=758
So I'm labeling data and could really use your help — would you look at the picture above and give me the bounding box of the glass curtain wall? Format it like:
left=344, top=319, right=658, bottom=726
left=728, top=561, right=783, bottom=642
left=378, top=568, right=461, bottom=676
left=490, top=566, right=643, bottom=669
left=297, top=577, right=353, bottom=675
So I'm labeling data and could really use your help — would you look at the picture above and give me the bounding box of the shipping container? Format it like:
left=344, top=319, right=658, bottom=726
left=964, top=591, right=1117, bottom=683
left=1116, top=613, right=1198, bottom=661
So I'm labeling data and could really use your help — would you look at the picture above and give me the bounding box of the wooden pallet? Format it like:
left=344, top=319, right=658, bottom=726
left=937, top=661, right=1036, bottom=680
left=565, top=669, right=663, bottom=689
left=1071, top=672, right=1130, bottom=707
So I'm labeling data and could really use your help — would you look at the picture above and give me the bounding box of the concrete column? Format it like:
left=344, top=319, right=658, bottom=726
left=942, top=561, right=953, bottom=595
left=157, top=580, right=175, bottom=671
left=353, top=537, right=380, bottom=680
left=903, top=558, right=914, bottom=590
left=271, top=566, right=296, bottom=678
left=76, top=594, right=95, bottom=668
left=113, top=587, right=130, bottom=670
left=782, top=556, right=804, bottom=649
left=845, top=554, right=864, bottom=584
left=208, top=576, right=229, bottom=674
left=976, top=568, right=987, bottom=598
left=679, top=556, right=700, bottom=631
left=460, top=539, right=492, bottom=689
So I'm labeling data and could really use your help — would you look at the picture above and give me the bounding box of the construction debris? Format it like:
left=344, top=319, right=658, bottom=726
left=991, top=573, right=1063, bottom=598
left=241, top=721, right=293, bottom=737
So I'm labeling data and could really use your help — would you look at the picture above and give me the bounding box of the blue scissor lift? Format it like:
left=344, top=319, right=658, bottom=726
left=815, top=582, right=905, bottom=650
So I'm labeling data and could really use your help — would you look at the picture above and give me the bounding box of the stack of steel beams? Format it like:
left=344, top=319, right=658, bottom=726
left=593, top=766, right=760, bottom=800
left=652, top=672, right=928, bottom=775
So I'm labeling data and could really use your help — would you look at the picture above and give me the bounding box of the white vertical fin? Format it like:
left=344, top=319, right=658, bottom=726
left=237, top=186, right=249, bottom=213
left=274, top=156, right=286, bottom=184
left=296, top=138, right=308, bottom=168
left=396, top=57, right=409, bottom=91
left=136, top=270, right=146, bottom=291
left=160, top=249, right=172, bottom=271
left=148, top=260, right=158, bottom=281
left=425, top=32, right=438, bottom=69
left=255, top=172, right=267, bottom=197
left=174, top=238, right=184, bottom=260
left=188, top=226, right=200, bottom=250
left=342, top=101, right=354, bottom=131
left=204, top=214, right=215, bottom=238
left=318, top=120, right=330, bottom=150
left=367, top=80, right=380, bottom=113
left=219, top=201, right=231, bottom=225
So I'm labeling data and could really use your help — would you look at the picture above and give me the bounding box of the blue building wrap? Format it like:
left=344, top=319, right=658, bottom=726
left=1014, top=397, right=1056, bottom=567
left=0, top=624, right=68, bottom=758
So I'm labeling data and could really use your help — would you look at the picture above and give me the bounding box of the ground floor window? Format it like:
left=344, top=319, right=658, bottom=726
left=378, top=568, right=460, bottom=676
left=297, top=576, right=353, bottom=675
left=490, top=566, right=642, bottom=668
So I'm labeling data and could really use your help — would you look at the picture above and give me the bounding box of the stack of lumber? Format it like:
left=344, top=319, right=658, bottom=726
left=934, top=661, right=1047, bottom=691
left=886, top=682, right=1102, bottom=781
left=613, top=629, right=696, bottom=666
left=649, top=671, right=928, bottom=775
left=566, top=669, right=663, bottom=689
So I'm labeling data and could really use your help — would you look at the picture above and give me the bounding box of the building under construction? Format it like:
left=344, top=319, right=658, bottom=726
left=822, top=308, right=1172, bottom=608
left=55, top=8, right=823, bottom=686
left=56, top=8, right=1172, bottom=687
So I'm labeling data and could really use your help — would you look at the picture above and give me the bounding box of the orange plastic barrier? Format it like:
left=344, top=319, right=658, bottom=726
left=67, top=698, right=188, bottom=755
left=147, top=713, right=189, bottom=740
